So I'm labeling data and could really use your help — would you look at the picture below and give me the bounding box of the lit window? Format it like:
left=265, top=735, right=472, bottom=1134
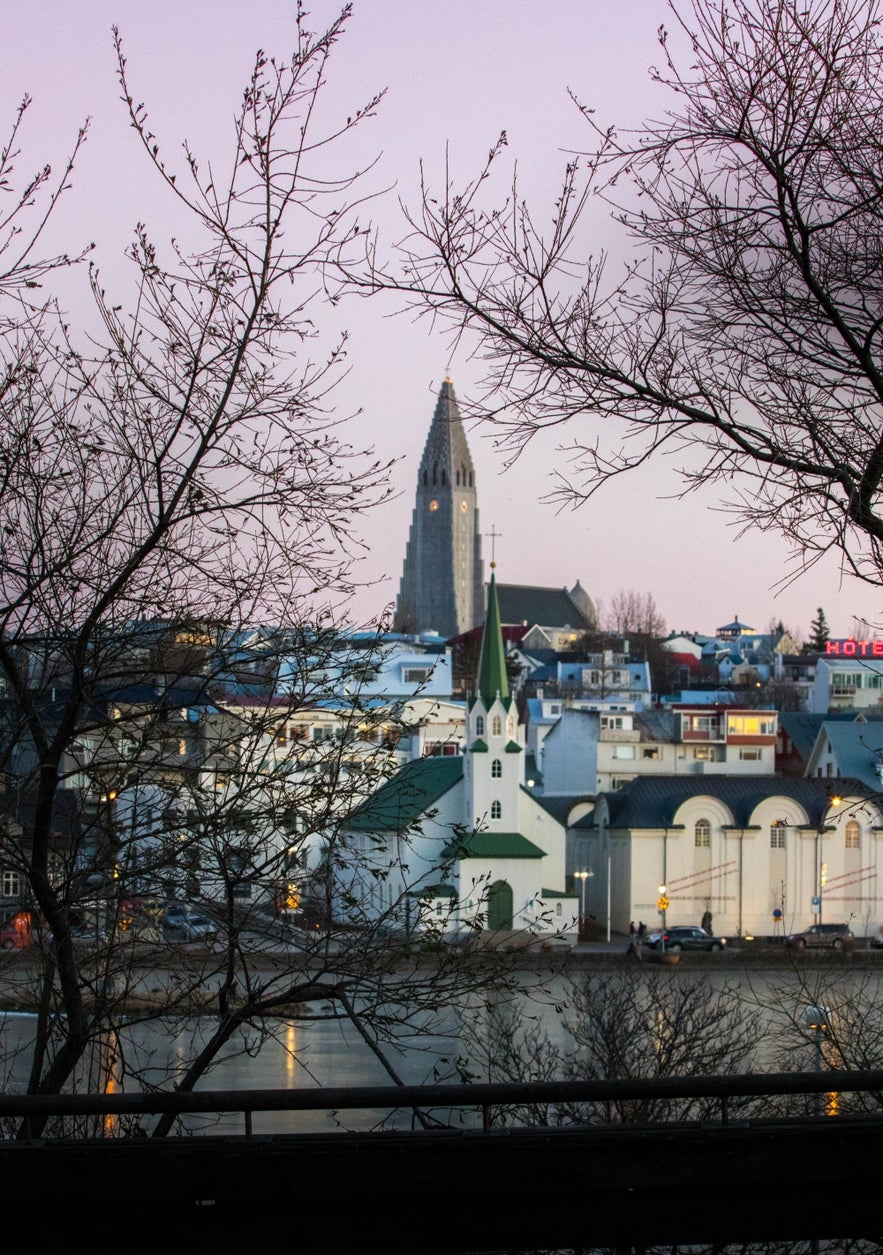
left=694, top=819, right=711, bottom=848
left=492, top=716, right=502, bottom=736
left=491, top=759, right=502, bottom=778
left=845, top=820, right=860, bottom=850
left=491, top=800, right=502, bottom=819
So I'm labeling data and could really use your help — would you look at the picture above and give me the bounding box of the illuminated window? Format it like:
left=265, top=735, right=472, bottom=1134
left=491, top=800, right=502, bottom=819
left=694, top=818, right=711, bottom=848
left=492, top=716, right=502, bottom=736
left=845, top=820, right=860, bottom=850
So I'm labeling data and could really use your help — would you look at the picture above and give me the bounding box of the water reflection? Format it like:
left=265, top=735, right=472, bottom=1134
left=4, top=963, right=883, bottom=1135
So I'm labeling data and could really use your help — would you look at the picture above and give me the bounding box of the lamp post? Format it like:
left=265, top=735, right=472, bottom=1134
left=658, top=883, right=668, bottom=955
left=804, top=1004, right=829, bottom=1116
left=574, top=869, right=591, bottom=939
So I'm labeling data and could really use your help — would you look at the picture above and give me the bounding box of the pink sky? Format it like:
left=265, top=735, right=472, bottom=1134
left=5, top=1, right=880, bottom=643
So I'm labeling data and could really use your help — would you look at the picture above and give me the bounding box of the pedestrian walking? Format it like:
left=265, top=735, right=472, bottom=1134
left=702, top=909, right=713, bottom=936
left=638, top=921, right=646, bottom=938
left=629, top=920, right=636, bottom=936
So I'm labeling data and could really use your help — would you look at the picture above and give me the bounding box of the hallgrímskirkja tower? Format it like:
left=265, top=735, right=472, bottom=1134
left=393, top=378, right=484, bottom=638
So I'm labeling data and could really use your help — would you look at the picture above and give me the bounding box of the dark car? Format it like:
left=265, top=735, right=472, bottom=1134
left=644, top=925, right=726, bottom=954
left=786, top=922, right=853, bottom=950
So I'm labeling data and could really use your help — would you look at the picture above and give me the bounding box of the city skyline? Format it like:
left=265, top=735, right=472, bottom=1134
left=4, top=0, right=881, bottom=641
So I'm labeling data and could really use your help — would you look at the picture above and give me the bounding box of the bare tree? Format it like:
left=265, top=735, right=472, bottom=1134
left=0, top=5, right=517, bottom=1130
left=362, top=0, right=883, bottom=602
left=605, top=590, right=666, bottom=638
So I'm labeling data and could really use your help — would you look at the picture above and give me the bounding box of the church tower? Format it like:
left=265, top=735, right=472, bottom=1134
left=393, top=378, right=484, bottom=638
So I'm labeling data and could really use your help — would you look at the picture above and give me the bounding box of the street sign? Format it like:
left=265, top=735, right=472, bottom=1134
left=773, top=909, right=783, bottom=920
left=811, top=896, right=821, bottom=908
left=657, top=895, right=669, bottom=912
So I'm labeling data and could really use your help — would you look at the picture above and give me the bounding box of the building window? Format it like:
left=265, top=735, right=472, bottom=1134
left=613, top=745, right=636, bottom=759
left=491, top=800, right=502, bottom=819
left=845, top=820, right=860, bottom=849
left=476, top=715, right=485, bottom=737
left=694, top=818, right=711, bottom=848
left=738, top=746, right=762, bottom=761
left=491, top=759, right=502, bottom=778
left=642, top=747, right=660, bottom=760
left=492, top=716, right=502, bottom=736
left=1, top=870, right=21, bottom=898
left=770, top=821, right=786, bottom=849
left=403, top=668, right=431, bottom=684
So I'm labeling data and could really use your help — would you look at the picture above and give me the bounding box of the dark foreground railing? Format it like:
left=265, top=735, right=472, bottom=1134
left=3, top=1072, right=883, bottom=1249
left=2, top=1066, right=883, bottom=1134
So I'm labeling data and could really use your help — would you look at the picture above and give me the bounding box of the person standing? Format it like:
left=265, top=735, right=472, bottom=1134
left=701, top=909, right=713, bottom=936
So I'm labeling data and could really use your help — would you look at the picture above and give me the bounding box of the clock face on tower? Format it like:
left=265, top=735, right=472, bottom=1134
left=428, top=499, right=439, bottom=512
left=460, top=499, right=468, bottom=512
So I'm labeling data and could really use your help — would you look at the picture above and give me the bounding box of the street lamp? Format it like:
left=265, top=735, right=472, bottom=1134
left=658, top=883, right=668, bottom=954
left=574, top=869, right=592, bottom=938
left=804, top=1004, right=830, bottom=1116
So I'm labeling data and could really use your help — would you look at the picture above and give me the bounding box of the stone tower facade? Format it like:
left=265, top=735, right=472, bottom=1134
left=394, top=378, right=484, bottom=638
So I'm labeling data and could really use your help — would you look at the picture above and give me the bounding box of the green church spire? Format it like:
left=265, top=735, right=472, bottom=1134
left=477, top=567, right=509, bottom=706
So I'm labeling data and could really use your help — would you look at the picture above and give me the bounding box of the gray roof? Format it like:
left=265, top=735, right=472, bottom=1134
left=811, top=721, right=883, bottom=791
left=593, top=775, right=835, bottom=830
left=494, top=584, right=592, bottom=631
left=779, top=710, right=883, bottom=761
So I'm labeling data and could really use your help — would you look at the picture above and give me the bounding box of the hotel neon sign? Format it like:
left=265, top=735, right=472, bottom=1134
left=826, top=639, right=883, bottom=657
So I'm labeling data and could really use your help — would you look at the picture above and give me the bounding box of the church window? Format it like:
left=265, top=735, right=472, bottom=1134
left=492, top=716, right=502, bottom=736
left=491, top=758, right=502, bottom=778
left=694, top=818, right=711, bottom=848
left=845, top=820, right=860, bottom=849
left=456, top=470, right=460, bottom=485
left=770, top=821, right=786, bottom=849
left=491, top=800, right=502, bottom=819
left=469, top=472, right=473, bottom=486
left=476, top=715, right=485, bottom=736
left=432, top=462, right=438, bottom=484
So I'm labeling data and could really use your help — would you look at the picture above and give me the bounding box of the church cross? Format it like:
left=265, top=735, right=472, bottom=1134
left=485, top=525, right=502, bottom=568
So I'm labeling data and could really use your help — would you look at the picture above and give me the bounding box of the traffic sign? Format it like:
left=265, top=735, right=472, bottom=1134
left=657, top=895, right=669, bottom=912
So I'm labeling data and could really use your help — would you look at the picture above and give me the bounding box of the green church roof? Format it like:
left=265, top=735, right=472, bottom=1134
left=347, top=755, right=463, bottom=832
left=477, top=570, right=509, bottom=706
left=441, top=830, right=545, bottom=859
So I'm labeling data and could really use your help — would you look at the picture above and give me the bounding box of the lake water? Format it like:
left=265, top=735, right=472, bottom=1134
left=3, top=960, right=878, bottom=1135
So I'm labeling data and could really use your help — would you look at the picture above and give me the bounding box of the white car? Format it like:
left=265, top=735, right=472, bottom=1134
left=176, top=915, right=218, bottom=942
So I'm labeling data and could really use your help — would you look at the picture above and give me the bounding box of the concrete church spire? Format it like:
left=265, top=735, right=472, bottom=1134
left=393, top=377, right=484, bottom=637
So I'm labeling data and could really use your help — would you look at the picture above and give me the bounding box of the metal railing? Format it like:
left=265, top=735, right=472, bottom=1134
left=3, top=1068, right=883, bottom=1139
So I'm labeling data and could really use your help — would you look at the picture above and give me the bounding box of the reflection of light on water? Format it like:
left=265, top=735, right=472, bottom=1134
left=285, top=1022, right=297, bottom=1084
left=825, top=1090, right=840, bottom=1116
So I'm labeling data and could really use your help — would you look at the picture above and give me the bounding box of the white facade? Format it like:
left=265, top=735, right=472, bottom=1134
left=809, top=657, right=883, bottom=713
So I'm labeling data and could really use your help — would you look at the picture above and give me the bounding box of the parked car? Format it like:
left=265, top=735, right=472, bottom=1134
left=159, top=902, right=195, bottom=930
left=786, top=922, right=853, bottom=950
left=0, top=911, right=33, bottom=950
left=644, top=925, right=726, bottom=954
left=174, top=914, right=217, bottom=942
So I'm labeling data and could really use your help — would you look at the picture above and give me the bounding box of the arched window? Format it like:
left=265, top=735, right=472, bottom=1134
left=491, top=800, right=502, bottom=819
left=491, top=758, right=502, bottom=778
left=845, top=820, right=860, bottom=849
left=770, top=820, right=786, bottom=849
left=476, top=715, right=485, bottom=737
left=492, top=715, right=502, bottom=736
left=694, top=818, right=711, bottom=848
